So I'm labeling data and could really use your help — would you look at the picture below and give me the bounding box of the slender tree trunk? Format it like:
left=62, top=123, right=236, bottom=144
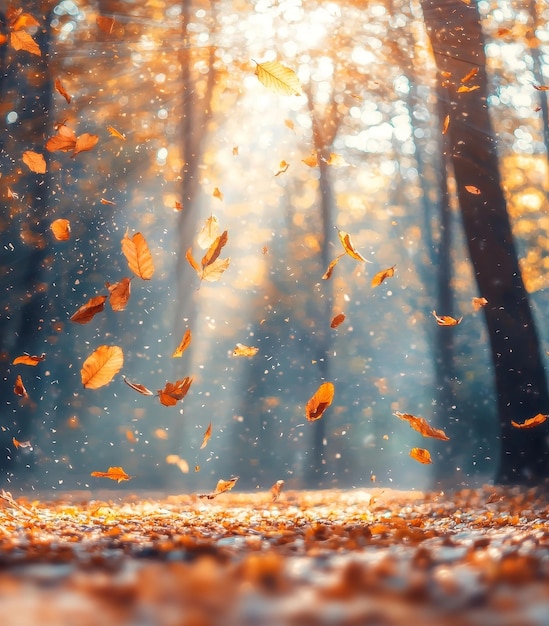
left=422, top=0, right=549, bottom=484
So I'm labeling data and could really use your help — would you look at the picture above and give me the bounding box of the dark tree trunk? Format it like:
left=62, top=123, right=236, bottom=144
left=421, top=0, right=549, bottom=484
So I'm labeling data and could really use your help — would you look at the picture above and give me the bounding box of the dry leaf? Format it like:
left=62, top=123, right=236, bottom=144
left=471, top=296, right=488, bottom=311
left=197, top=216, right=220, bottom=249
left=12, top=353, right=45, bottom=366
left=186, top=248, right=201, bottom=274
left=70, top=295, right=107, bottom=324
left=306, top=382, right=335, bottom=421
left=302, top=151, right=318, bottom=167
left=460, top=67, right=479, bottom=83
left=96, top=16, right=116, bottom=34
left=90, top=466, right=131, bottom=483
left=270, top=479, right=284, bottom=502
left=166, top=455, right=190, bottom=474
left=200, top=422, right=212, bottom=450
left=81, top=345, right=124, bottom=389
left=330, top=313, right=346, bottom=329
left=10, top=30, right=41, bottom=56
left=393, top=411, right=450, bottom=440
left=432, top=311, right=463, bottom=326
left=46, top=125, right=77, bottom=152
left=410, top=447, right=432, bottom=464
left=12, top=437, right=32, bottom=450
left=325, top=153, right=348, bottom=166
left=322, top=253, right=345, bottom=280
left=275, top=160, right=290, bottom=176
left=106, top=277, right=131, bottom=311
left=233, top=343, right=259, bottom=357
left=465, top=185, right=481, bottom=195
left=198, top=476, right=239, bottom=499
left=73, top=133, right=99, bottom=156
left=213, top=187, right=223, bottom=201
left=158, top=377, right=193, bottom=407
left=457, top=84, right=480, bottom=93
left=121, top=231, right=155, bottom=280
left=174, top=201, right=183, bottom=211
left=172, top=329, right=192, bottom=358
left=101, top=198, right=116, bottom=205
left=201, top=231, right=228, bottom=268
left=55, top=78, right=71, bottom=103
left=122, top=376, right=153, bottom=396
left=107, top=125, right=126, bottom=140
left=442, top=114, right=450, bottom=135
left=338, top=230, right=367, bottom=262
left=50, top=218, right=71, bottom=241
left=13, top=375, right=28, bottom=398
left=22, top=150, right=46, bottom=174
left=371, top=266, right=395, bottom=288
left=255, top=60, right=302, bottom=96
left=201, top=257, right=230, bottom=282
left=511, top=413, right=548, bottom=429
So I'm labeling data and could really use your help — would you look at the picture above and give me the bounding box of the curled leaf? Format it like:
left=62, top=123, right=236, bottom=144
left=511, top=413, right=548, bottom=429
left=233, top=343, right=259, bottom=357
left=50, top=218, right=71, bottom=241
left=271, top=479, right=284, bottom=502
left=471, top=296, right=488, bottom=311
left=107, top=125, right=126, bottom=140
left=200, top=422, right=212, bottom=450
left=198, top=476, right=239, bottom=499
left=432, top=311, right=463, bottom=326
left=322, top=253, right=345, bottom=280
left=410, top=447, right=432, bottom=464
left=172, top=329, right=192, bottom=358
left=371, top=266, right=395, bottom=288
left=91, top=466, right=131, bottom=483
left=55, top=78, right=71, bottom=104
left=393, top=411, right=450, bottom=441
left=12, top=353, right=45, bottom=366
left=14, top=375, right=28, bottom=398
left=338, top=229, right=367, bottom=262
left=123, top=376, right=154, bottom=396
left=81, top=345, right=124, bottom=389
left=22, top=150, right=46, bottom=174
left=106, top=277, right=132, bottom=311
left=122, top=231, right=155, bottom=280
left=158, top=377, right=193, bottom=407
left=330, top=313, right=346, bottom=329
left=306, top=382, right=335, bottom=421
left=70, top=295, right=107, bottom=324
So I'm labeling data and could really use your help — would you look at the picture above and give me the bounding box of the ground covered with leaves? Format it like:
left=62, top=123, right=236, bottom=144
left=1, top=486, right=549, bottom=626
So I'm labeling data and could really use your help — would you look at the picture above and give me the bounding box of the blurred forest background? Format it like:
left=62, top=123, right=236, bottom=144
left=1, top=0, right=549, bottom=493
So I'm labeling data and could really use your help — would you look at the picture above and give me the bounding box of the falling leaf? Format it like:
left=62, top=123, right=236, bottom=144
left=432, top=311, right=463, bottom=326
left=472, top=296, right=488, bottom=311
left=186, top=248, right=201, bottom=274
left=107, top=125, right=126, bottom=140
left=46, top=125, right=77, bottom=152
left=96, top=16, right=116, bottom=34
left=393, top=411, right=450, bottom=440
left=174, top=201, right=183, bottom=211
left=511, top=413, right=548, bottom=429
left=198, top=476, right=239, bottom=499
left=12, top=437, right=32, bottom=450
left=233, top=343, right=259, bottom=357
left=166, top=455, right=190, bottom=474
left=70, top=295, right=107, bottom=324
left=213, top=187, right=223, bottom=201
left=10, top=30, right=41, bottom=56
left=254, top=60, right=302, bottom=96
left=122, top=376, right=153, bottom=396
left=158, top=377, right=193, bottom=407
left=330, top=313, right=346, bottom=329
left=202, top=257, right=231, bottom=282
left=106, top=277, right=131, bottom=311
left=410, top=447, right=432, bottom=464
left=201, top=231, right=228, bottom=268
left=460, top=67, right=479, bottom=83
left=322, top=253, right=345, bottom=280
left=262, top=246, right=269, bottom=255
left=302, top=151, right=318, bottom=167
left=306, top=382, right=335, bottom=421
left=197, top=215, right=220, bottom=249
left=442, top=114, right=450, bottom=135
left=200, top=422, right=212, bottom=450
left=101, top=198, right=116, bottom=205
left=73, top=133, right=99, bottom=157
left=90, top=466, right=131, bottom=483
left=338, top=229, right=367, bottom=262
left=121, top=231, right=155, bottom=280
left=465, top=185, right=481, bottom=195
left=81, top=345, right=124, bottom=389
left=13, top=375, right=28, bottom=398
left=457, top=84, right=480, bottom=93
left=12, top=353, right=45, bottom=366
left=22, top=150, right=46, bottom=174
left=172, top=329, right=192, bottom=358
left=232, top=146, right=239, bottom=156
left=371, top=266, right=396, bottom=288
left=55, top=78, right=71, bottom=103
left=50, top=218, right=71, bottom=241
left=284, top=119, right=295, bottom=130
left=533, top=84, right=549, bottom=91
left=271, top=479, right=284, bottom=502
left=275, top=160, right=289, bottom=176
left=325, top=153, right=348, bottom=167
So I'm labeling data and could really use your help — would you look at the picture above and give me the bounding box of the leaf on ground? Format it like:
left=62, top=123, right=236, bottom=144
left=393, top=411, right=450, bottom=441
left=81, top=345, right=124, bottom=389
left=306, top=382, right=335, bottom=421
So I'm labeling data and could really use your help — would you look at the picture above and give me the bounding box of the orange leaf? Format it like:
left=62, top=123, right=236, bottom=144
left=213, top=187, right=223, bottom=201
left=106, top=277, right=131, bottom=311
left=201, top=230, right=228, bottom=268
left=81, top=345, right=124, bottom=389
left=55, top=78, right=71, bottom=104
left=121, top=231, right=155, bottom=280
left=186, top=248, right=201, bottom=274
left=457, top=84, right=480, bottom=93
left=322, top=253, right=344, bottom=280
left=432, top=311, right=462, bottom=326
left=197, top=216, right=221, bottom=249
left=107, top=125, right=126, bottom=140
left=306, top=381, right=335, bottom=421
left=338, top=229, right=367, bottom=262
left=50, top=218, right=71, bottom=241
left=13, top=375, right=28, bottom=398
left=511, top=413, right=548, bottom=429
left=533, top=84, right=549, bottom=91
left=371, top=265, right=395, bottom=288
left=442, top=114, right=450, bottom=135
left=157, top=377, right=193, bottom=407
left=22, top=150, right=46, bottom=174
left=12, top=437, right=32, bottom=450
left=198, top=476, right=239, bottom=499
left=70, top=295, right=107, bottom=324
left=96, top=16, right=116, bottom=34
left=274, top=160, right=289, bottom=176
left=12, top=353, right=45, bottom=366
left=330, top=313, right=346, bottom=329
left=72, top=133, right=99, bottom=157
left=46, top=125, right=77, bottom=152
left=465, top=185, right=481, bottom=195
left=460, top=67, right=479, bottom=83
left=172, top=329, right=192, bottom=357
left=10, top=30, right=41, bottom=56
left=302, top=151, right=318, bottom=167
left=393, top=411, right=450, bottom=440
left=90, top=466, right=131, bottom=483
left=233, top=343, right=259, bottom=357
left=410, top=447, right=432, bottom=464
left=471, top=296, right=488, bottom=311
left=200, top=422, right=212, bottom=450
left=122, top=375, right=154, bottom=396
left=270, top=479, right=284, bottom=502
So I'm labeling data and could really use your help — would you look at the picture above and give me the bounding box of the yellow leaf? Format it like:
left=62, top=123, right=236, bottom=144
left=338, top=230, right=367, bottom=262
left=457, top=84, right=480, bottom=93
left=81, top=345, right=124, bottom=389
left=197, top=216, right=220, bottom=249
left=213, top=187, right=223, bottom=201
left=107, top=125, right=126, bottom=140
left=254, top=60, right=302, bottom=96
left=274, top=160, right=290, bottom=176
left=410, top=447, right=432, bottom=464
left=202, top=257, right=230, bottom=282
left=91, top=466, right=131, bottom=483
left=233, top=343, right=259, bottom=357
left=371, top=266, right=396, bottom=288
left=302, top=151, right=318, bottom=167
left=442, top=114, right=450, bottom=135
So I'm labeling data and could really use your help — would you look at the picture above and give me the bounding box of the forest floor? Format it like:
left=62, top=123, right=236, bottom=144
left=0, top=485, right=548, bottom=626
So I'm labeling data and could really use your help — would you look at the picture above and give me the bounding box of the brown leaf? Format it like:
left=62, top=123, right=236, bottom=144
left=22, top=150, right=46, bottom=174
left=55, top=78, right=71, bottom=103
left=197, top=216, right=220, bottom=249
left=338, top=229, right=367, bottom=262
left=432, top=311, right=463, bottom=326
left=172, top=329, right=192, bottom=357
left=198, top=476, right=239, bottom=499
left=200, top=422, right=212, bottom=450
left=393, top=411, right=450, bottom=441
left=306, top=382, right=335, bottom=421
left=10, top=30, right=41, bottom=56
left=107, top=125, right=126, bottom=140
left=371, top=265, right=395, bottom=288
left=96, top=16, right=116, bottom=34
left=70, top=295, right=107, bottom=324
left=471, top=296, right=488, bottom=311
left=90, top=466, right=131, bottom=483
left=322, top=253, right=344, bottom=280
left=158, top=377, right=193, bottom=407
left=12, top=353, right=45, bottom=366
left=233, top=343, right=259, bottom=357
left=270, top=479, right=284, bottom=502
left=410, top=447, right=432, bottom=464
left=201, top=230, right=228, bottom=268
left=106, top=277, right=132, bottom=311
left=81, top=345, right=124, bottom=389
left=122, top=376, right=154, bottom=396
left=72, top=133, right=98, bottom=157
left=533, top=84, right=549, bottom=91
left=511, top=413, right=548, bottom=429
left=330, top=313, right=346, bottom=329
left=50, top=218, right=71, bottom=241
left=121, top=231, right=155, bottom=280
left=13, top=375, right=28, bottom=398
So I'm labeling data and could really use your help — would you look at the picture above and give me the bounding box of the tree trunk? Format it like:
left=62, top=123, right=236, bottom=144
left=422, top=0, right=549, bottom=484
